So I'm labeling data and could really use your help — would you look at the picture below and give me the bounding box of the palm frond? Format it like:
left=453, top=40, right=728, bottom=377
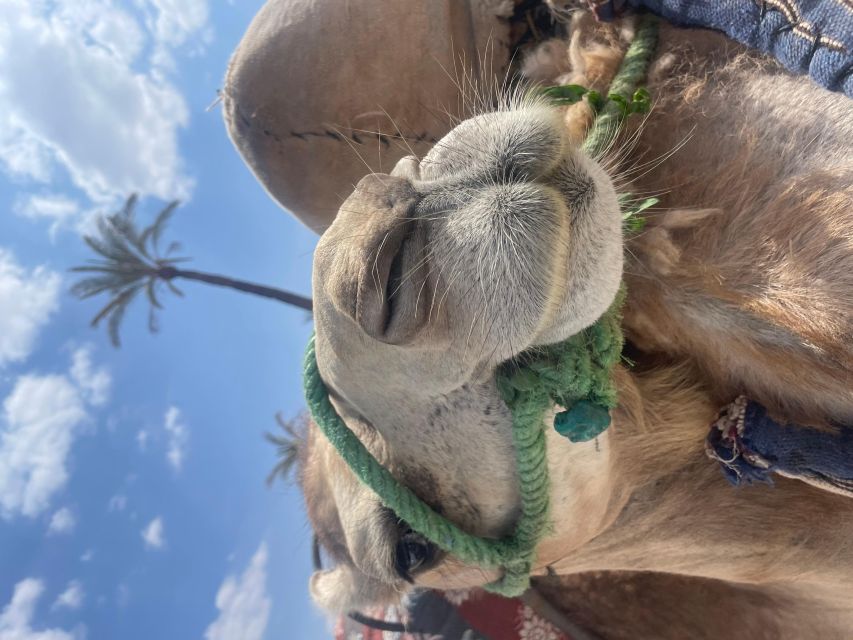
left=148, top=303, right=160, bottom=334
left=139, top=200, right=179, bottom=256
left=108, top=210, right=150, bottom=260
left=83, top=234, right=144, bottom=267
left=164, top=279, right=184, bottom=297
left=107, top=294, right=132, bottom=347
left=145, top=278, right=163, bottom=309
left=71, top=272, right=144, bottom=299
left=89, top=218, right=147, bottom=269
left=90, top=284, right=142, bottom=347
left=90, top=284, right=137, bottom=327
left=71, top=277, right=116, bottom=299
left=144, top=279, right=163, bottom=333
left=106, top=285, right=142, bottom=347
left=265, top=413, right=306, bottom=486
left=119, top=193, right=138, bottom=220
left=69, top=263, right=149, bottom=275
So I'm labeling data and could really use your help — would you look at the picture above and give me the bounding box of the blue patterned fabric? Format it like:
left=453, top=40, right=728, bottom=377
left=627, top=0, right=853, bottom=96
left=706, top=397, right=853, bottom=496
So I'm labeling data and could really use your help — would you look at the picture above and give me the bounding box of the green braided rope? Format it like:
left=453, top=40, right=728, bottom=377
left=583, top=14, right=660, bottom=158
left=304, top=336, right=519, bottom=570
left=303, top=15, right=658, bottom=597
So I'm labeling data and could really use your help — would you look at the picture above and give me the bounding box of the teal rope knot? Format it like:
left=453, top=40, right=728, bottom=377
left=303, top=16, right=658, bottom=597
left=497, top=290, right=624, bottom=445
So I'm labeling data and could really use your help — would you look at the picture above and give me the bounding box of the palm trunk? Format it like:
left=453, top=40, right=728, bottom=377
left=158, top=266, right=312, bottom=311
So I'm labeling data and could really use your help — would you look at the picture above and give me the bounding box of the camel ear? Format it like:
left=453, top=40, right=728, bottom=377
left=223, top=0, right=514, bottom=234
left=309, top=566, right=393, bottom=613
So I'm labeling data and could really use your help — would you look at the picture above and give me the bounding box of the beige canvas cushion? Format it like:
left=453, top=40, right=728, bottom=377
left=222, top=0, right=514, bottom=232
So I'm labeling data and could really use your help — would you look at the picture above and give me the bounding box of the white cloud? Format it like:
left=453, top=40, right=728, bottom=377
left=52, top=581, right=84, bottom=611
left=14, top=194, right=80, bottom=239
left=135, top=430, right=149, bottom=452
left=0, top=250, right=61, bottom=368
left=0, top=578, right=75, bottom=640
left=163, top=406, right=188, bottom=472
left=107, top=494, right=127, bottom=512
left=0, top=0, right=208, bottom=231
left=204, top=543, right=271, bottom=640
left=141, top=516, right=165, bottom=550
left=47, top=507, right=76, bottom=536
left=69, top=347, right=111, bottom=407
left=53, top=0, right=146, bottom=66
left=0, top=376, right=86, bottom=519
left=146, top=0, right=210, bottom=48
left=0, top=351, right=109, bottom=519
left=80, top=549, right=94, bottom=563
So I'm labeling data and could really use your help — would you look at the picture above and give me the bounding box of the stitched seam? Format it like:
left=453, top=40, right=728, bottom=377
left=265, top=125, right=438, bottom=149
left=764, top=0, right=800, bottom=23
left=762, top=0, right=849, bottom=54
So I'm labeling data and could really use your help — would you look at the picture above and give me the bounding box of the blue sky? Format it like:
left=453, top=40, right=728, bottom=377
left=0, top=1, right=330, bottom=638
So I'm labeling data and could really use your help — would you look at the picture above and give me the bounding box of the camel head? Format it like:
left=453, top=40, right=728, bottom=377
left=305, top=94, right=627, bottom=611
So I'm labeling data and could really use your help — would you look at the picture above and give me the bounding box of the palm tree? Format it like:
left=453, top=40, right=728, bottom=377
left=71, top=194, right=312, bottom=347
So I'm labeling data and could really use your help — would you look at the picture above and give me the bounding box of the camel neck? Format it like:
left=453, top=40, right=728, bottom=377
left=536, top=365, right=853, bottom=596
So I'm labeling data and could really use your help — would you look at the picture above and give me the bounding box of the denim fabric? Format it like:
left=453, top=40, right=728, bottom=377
left=629, top=0, right=853, bottom=97
left=707, top=399, right=853, bottom=496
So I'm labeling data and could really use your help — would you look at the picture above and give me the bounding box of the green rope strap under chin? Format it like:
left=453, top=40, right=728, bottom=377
left=304, top=15, right=658, bottom=597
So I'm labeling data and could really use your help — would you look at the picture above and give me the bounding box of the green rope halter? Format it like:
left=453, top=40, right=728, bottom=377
left=303, top=15, right=659, bottom=597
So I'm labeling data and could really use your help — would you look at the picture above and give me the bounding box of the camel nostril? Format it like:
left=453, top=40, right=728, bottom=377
left=495, top=150, right=529, bottom=183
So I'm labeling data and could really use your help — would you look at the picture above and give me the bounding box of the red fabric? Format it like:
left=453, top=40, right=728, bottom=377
left=455, top=590, right=569, bottom=640
left=334, top=605, right=412, bottom=640
left=335, top=590, right=571, bottom=640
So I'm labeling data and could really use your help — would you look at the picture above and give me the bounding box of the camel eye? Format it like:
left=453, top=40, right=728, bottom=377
left=394, top=530, right=436, bottom=582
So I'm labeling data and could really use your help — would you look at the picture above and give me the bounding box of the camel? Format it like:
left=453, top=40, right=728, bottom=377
left=225, top=3, right=853, bottom=637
